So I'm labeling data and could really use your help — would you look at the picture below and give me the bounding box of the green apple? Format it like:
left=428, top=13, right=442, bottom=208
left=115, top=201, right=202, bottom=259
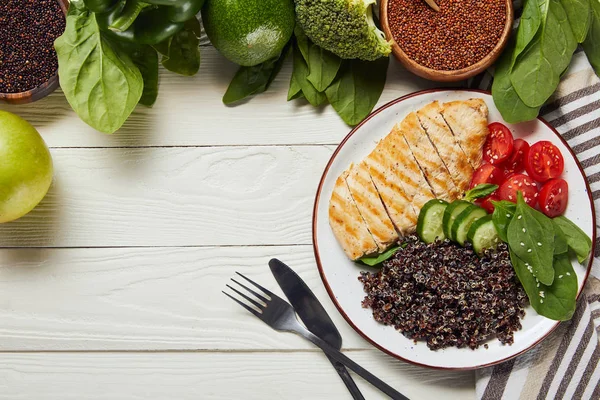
left=0, top=110, right=53, bottom=223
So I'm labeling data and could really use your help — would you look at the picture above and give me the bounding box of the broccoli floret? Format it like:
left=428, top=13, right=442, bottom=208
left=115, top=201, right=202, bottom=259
left=294, top=0, right=391, bottom=61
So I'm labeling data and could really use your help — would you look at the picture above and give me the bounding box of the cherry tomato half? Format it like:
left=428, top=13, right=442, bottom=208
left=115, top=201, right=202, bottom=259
left=477, top=195, right=500, bottom=213
left=525, top=141, right=564, bottom=182
left=470, top=164, right=504, bottom=189
left=500, top=139, right=530, bottom=176
left=483, top=122, right=514, bottom=165
left=498, top=173, right=538, bottom=207
left=538, top=179, right=568, bottom=217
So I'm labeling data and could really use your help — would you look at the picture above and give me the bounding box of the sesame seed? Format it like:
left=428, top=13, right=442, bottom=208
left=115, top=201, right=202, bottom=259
left=566, top=272, right=571, bottom=276
left=537, top=242, right=542, bottom=246
left=517, top=215, right=522, bottom=220
left=540, top=299, right=544, bottom=303
left=559, top=275, right=563, bottom=278
left=520, top=242, right=525, bottom=246
left=527, top=249, right=532, bottom=253
left=522, top=228, right=526, bottom=233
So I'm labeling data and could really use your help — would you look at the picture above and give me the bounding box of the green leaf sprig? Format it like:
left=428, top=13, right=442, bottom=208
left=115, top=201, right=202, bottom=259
left=463, top=184, right=499, bottom=202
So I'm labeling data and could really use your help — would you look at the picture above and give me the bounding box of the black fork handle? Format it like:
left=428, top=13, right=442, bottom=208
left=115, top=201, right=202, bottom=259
left=327, top=355, right=366, bottom=400
left=303, top=330, right=409, bottom=400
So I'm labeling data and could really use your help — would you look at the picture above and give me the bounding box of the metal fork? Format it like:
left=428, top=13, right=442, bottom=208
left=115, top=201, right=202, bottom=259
left=224, top=272, right=410, bottom=400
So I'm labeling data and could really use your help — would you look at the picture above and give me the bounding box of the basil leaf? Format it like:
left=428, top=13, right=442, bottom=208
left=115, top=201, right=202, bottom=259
left=223, top=43, right=291, bottom=105
left=291, top=43, right=326, bottom=107
left=561, top=0, right=591, bottom=43
left=55, top=0, right=143, bottom=134
left=492, top=40, right=541, bottom=123
left=119, top=42, right=159, bottom=107
left=154, top=18, right=200, bottom=76
left=358, top=246, right=400, bottom=267
left=553, top=215, right=592, bottom=262
left=510, top=0, right=578, bottom=108
left=583, top=0, right=600, bottom=76
left=491, top=200, right=516, bottom=242
left=507, top=192, right=555, bottom=285
left=325, top=57, right=388, bottom=126
left=464, top=184, right=499, bottom=202
left=510, top=251, right=577, bottom=321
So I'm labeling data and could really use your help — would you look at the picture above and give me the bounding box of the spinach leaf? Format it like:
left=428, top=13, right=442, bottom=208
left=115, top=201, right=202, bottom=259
left=561, top=0, right=591, bottom=43
left=510, top=250, right=577, bottom=321
left=119, top=42, right=159, bottom=107
left=291, top=43, right=327, bottom=107
left=153, top=18, right=200, bottom=76
left=325, top=57, right=388, bottom=126
left=491, top=200, right=516, bottom=242
left=492, top=41, right=541, bottom=123
left=306, top=45, right=342, bottom=92
left=287, top=73, right=303, bottom=100
left=464, top=184, right=499, bottom=202
left=510, top=0, right=578, bottom=108
left=513, top=0, right=543, bottom=63
left=583, top=0, right=600, bottom=75
left=54, top=0, right=143, bottom=134
left=223, top=43, right=291, bottom=105
left=553, top=215, right=592, bottom=262
left=358, top=246, right=400, bottom=267
left=507, top=192, right=555, bottom=285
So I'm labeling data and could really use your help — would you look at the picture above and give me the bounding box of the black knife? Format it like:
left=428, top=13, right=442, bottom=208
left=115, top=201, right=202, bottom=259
left=269, top=258, right=365, bottom=400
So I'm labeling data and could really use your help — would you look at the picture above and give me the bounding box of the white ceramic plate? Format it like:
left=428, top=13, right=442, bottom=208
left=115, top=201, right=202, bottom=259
left=312, top=89, right=596, bottom=370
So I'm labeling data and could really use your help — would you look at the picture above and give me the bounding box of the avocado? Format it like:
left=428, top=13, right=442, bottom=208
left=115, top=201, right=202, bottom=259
left=202, top=0, right=294, bottom=67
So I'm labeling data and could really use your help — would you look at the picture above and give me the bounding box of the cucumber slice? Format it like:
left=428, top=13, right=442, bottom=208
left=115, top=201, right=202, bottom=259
left=467, top=215, right=500, bottom=254
left=417, top=199, right=449, bottom=243
left=451, top=204, right=487, bottom=246
left=442, top=200, right=471, bottom=241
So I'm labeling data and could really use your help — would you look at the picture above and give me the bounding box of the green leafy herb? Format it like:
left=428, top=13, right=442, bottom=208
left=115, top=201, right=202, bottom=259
left=583, top=0, right=600, bottom=76
left=287, top=73, right=303, bottom=100
left=358, top=246, right=400, bottom=267
left=325, top=57, right=388, bottom=126
left=561, top=0, right=591, bottom=43
left=223, top=43, right=291, bottom=105
left=491, top=200, right=516, bottom=242
left=54, top=0, right=143, bottom=134
left=513, top=0, right=542, bottom=61
left=153, top=18, right=200, bottom=76
left=306, top=44, right=342, bottom=92
left=464, top=184, right=499, bottom=202
left=509, top=0, right=578, bottom=108
left=551, top=219, right=569, bottom=255
left=119, top=42, right=159, bottom=107
left=553, top=215, right=593, bottom=262
left=510, top=250, right=577, bottom=321
left=507, top=192, right=555, bottom=285
left=291, top=42, right=327, bottom=107
left=492, top=40, right=541, bottom=123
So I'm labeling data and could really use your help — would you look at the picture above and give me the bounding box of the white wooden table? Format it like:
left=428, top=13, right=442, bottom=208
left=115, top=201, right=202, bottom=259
left=0, top=47, right=475, bottom=399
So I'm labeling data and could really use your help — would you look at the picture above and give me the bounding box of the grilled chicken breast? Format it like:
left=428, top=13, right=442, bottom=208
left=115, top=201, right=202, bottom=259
left=417, top=101, right=474, bottom=193
left=440, top=99, right=489, bottom=169
left=329, top=171, right=379, bottom=260
left=400, top=112, right=460, bottom=201
left=345, top=162, right=399, bottom=249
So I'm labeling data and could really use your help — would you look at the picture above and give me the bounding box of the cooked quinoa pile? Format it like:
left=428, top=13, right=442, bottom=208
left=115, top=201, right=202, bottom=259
left=359, top=236, right=527, bottom=350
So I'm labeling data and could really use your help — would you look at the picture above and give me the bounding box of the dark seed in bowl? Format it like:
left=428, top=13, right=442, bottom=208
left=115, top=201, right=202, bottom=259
left=0, top=0, right=66, bottom=94
left=359, top=236, right=527, bottom=350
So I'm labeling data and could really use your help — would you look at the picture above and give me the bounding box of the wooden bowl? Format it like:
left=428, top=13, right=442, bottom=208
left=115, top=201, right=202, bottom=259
left=0, top=0, right=69, bottom=105
left=380, top=0, right=514, bottom=82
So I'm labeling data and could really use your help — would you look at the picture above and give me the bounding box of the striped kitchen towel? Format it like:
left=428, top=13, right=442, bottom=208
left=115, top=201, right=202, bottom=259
left=469, top=51, right=600, bottom=400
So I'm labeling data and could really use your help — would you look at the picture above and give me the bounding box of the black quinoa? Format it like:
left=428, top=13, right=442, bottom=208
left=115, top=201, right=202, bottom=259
left=359, top=236, right=527, bottom=350
left=0, top=0, right=66, bottom=93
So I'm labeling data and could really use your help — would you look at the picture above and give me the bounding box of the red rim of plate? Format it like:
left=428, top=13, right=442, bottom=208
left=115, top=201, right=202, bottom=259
left=312, top=88, right=597, bottom=371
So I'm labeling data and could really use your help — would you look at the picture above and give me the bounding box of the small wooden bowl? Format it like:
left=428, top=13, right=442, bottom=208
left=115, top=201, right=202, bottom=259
left=380, top=0, right=513, bottom=82
left=0, top=0, right=69, bottom=105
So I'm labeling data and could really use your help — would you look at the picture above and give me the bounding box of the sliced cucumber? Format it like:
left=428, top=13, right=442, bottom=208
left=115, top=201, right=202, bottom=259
left=417, top=199, right=449, bottom=244
left=442, top=200, right=471, bottom=241
left=467, top=215, right=500, bottom=254
left=451, top=204, right=487, bottom=246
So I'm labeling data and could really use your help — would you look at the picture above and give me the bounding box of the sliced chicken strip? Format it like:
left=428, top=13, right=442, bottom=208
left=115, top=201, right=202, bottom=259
left=329, top=171, right=379, bottom=260
left=416, top=101, right=474, bottom=194
left=345, top=162, right=399, bottom=249
left=440, top=98, right=489, bottom=169
left=400, top=112, right=460, bottom=201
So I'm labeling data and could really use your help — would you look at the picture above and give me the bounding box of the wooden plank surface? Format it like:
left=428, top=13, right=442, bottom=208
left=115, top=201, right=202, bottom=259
left=0, top=146, right=332, bottom=247
left=0, top=351, right=474, bottom=400
left=0, top=47, right=448, bottom=148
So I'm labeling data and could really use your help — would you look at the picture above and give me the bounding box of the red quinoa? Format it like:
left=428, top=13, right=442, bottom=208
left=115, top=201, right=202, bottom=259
left=387, top=0, right=507, bottom=71
left=0, top=0, right=66, bottom=93
left=359, top=236, right=527, bottom=350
